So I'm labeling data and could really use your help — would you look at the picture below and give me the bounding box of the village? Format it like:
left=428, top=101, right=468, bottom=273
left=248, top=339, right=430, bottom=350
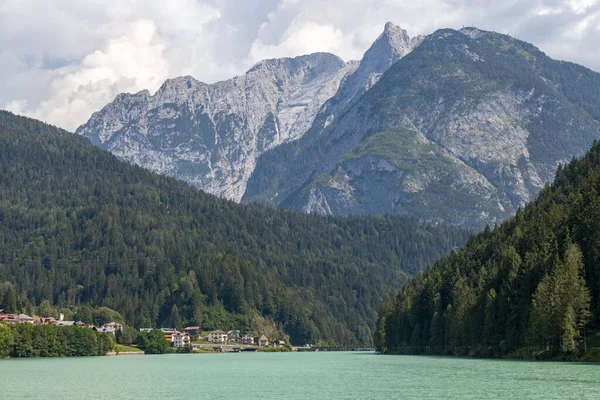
left=0, top=309, right=123, bottom=332
left=141, top=326, right=288, bottom=352
left=0, top=309, right=289, bottom=353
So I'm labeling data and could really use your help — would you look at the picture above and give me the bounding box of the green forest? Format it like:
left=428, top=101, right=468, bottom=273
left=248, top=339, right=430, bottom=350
left=0, top=324, right=114, bottom=358
left=0, top=111, right=469, bottom=345
left=376, top=140, right=600, bottom=359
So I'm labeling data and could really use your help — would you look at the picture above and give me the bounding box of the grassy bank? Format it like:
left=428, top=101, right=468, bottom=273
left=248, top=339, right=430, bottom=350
left=114, top=344, right=143, bottom=354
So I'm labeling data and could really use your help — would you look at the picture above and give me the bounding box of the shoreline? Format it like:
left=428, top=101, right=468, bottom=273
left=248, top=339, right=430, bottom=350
left=379, top=348, right=600, bottom=363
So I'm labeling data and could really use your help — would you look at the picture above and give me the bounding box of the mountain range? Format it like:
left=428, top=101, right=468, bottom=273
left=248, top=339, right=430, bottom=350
left=78, top=23, right=600, bottom=229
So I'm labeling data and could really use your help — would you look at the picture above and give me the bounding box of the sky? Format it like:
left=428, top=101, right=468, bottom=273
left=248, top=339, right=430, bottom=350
left=1, top=0, right=599, bottom=131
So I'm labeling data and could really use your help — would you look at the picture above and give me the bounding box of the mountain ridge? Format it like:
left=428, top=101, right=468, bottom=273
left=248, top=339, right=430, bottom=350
left=77, top=23, right=420, bottom=202
left=247, top=26, right=600, bottom=228
left=78, top=24, right=600, bottom=229
left=77, top=51, right=356, bottom=201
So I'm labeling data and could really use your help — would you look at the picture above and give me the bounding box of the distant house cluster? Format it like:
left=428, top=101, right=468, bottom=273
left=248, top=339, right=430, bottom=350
left=0, top=309, right=123, bottom=335
left=137, top=325, right=285, bottom=349
left=205, top=329, right=260, bottom=345
left=0, top=310, right=34, bottom=324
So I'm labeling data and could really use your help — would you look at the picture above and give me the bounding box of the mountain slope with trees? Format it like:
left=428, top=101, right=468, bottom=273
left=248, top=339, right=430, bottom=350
left=0, top=111, right=469, bottom=345
left=376, top=140, right=600, bottom=358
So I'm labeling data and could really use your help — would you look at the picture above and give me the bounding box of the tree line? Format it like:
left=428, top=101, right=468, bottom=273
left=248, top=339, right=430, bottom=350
left=376, top=140, right=600, bottom=359
left=0, top=324, right=114, bottom=358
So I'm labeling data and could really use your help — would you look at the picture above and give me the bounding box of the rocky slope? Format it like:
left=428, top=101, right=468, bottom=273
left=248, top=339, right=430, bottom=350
left=246, top=27, right=600, bottom=229
left=310, top=22, right=423, bottom=134
left=243, top=22, right=423, bottom=204
left=77, top=23, right=419, bottom=202
left=77, top=53, right=356, bottom=201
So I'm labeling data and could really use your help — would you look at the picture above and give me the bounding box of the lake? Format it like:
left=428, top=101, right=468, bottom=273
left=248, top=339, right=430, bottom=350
left=1, top=352, right=599, bottom=399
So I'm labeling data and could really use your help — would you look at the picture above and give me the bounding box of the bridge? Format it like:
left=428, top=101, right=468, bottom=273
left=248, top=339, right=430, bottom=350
left=192, top=343, right=259, bottom=352
left=294, top=345, right=376, bottom=352
left=192, top=343, right=376, bottom=353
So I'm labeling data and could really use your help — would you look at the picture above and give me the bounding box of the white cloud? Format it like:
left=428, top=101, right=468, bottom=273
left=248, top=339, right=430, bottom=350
left=568, top=0, right=598, bottom=14
left=26, top=19, right=168, bottom=131
left=249, top=20, right=346, bottom=62
left=2, top=0, right=600, bottom=131
left=0, top=0, right=223, bottom=130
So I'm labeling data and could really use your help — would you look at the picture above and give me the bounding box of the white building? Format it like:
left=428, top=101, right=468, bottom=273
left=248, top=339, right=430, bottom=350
left=207, top=330, right=228, bottom=344
left=95, top=326, right=117, bottom=335
left=172, top=332, right=190, bottom=348
left=54, top=320, right=76, bottom=327
left=241, top=334, right=254, bottom=345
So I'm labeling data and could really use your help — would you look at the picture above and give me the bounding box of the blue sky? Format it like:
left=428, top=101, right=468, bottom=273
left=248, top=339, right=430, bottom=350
left=1, top=0, right=599, bottom=131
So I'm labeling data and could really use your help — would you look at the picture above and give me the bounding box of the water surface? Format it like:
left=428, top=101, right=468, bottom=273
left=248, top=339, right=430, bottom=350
left=1, top=352, right=599, bottom=399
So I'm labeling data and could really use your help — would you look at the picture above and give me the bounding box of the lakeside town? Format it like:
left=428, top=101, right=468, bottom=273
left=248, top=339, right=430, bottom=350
left=0, top=309, right=291, bottom=354
left=140, top=327, right=288, bottom=351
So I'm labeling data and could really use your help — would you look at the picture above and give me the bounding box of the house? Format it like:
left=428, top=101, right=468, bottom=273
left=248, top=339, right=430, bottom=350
left=273, top=339, right=285, bottom=347
left=227, top=330, right=241, bottom=343
left=139, top=328, right=153, bottom=332
left=54, top=320, right=76, bottom=327
left=36, top=317, right=57, bottom=325
left=74, top=321, right=88, bottom=328
left=2, top=313, right=35, bottom=324
left=158, top=328, right=178, bottom=343
left=103, top=322, right=123, bottom=332
left=207, top=330, right=228, bottom=344
left=91, top=322, right=123, bottom=335
left=172, top=332, right=191, bottom=348
left=94, top=326, right=117, bottom=335
left=184, top=326, right=201, bottom=337
left=241, top=334, right=254, bottom=345
left=258, top=334, right=269, bottom=347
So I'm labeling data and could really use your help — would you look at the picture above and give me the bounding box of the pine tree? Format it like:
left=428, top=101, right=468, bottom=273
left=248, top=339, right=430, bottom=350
left=171, top=304, right=182, bottom=331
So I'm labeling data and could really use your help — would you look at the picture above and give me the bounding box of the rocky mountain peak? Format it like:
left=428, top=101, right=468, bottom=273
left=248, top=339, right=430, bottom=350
left=77, top=52, right=355, bottom=202
left=305, top=23, right=421, bottom=134
left=362, top=22, right=415, bottom=71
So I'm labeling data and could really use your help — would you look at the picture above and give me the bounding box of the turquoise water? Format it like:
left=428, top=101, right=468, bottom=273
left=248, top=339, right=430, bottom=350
left=1, top=352, right=599, bottom=399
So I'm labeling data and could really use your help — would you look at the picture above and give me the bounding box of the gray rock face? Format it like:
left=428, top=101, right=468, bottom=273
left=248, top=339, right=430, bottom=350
left=312, top=22, right=422, bottom=133
left=77, top=53, right=355, bottom=201
left=77, top=23, right=600, bottom=229
left=242, top=23, right=423, bottom=206
left=283, top=28, right=600, bottom=228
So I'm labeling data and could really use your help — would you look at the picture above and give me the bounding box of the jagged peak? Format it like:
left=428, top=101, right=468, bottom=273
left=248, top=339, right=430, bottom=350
left=382, top=22, right=410, bottom=39
left=357, top=22, right=416, bottom=73
left=373, top=22, right=411, bottom=50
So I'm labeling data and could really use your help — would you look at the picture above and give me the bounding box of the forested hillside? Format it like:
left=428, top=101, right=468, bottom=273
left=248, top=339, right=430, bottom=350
left=0, top=111, right=469, bottom=345
left=376, top=141, right=600, bottom=358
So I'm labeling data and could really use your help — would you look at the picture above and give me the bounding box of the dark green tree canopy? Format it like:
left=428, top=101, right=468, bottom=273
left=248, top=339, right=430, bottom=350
left=0, top=111, right=469, bottom=345
left=377, top=140, right=600, bottom=358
